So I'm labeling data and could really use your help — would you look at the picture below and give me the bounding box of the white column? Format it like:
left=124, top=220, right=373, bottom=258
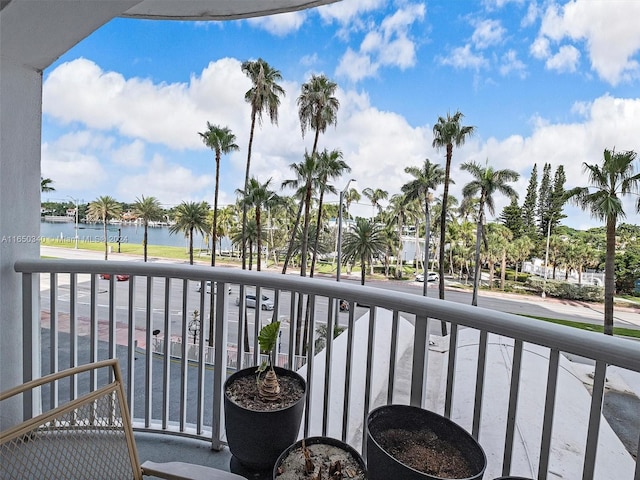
left=0, top=57, right=43, bottom=427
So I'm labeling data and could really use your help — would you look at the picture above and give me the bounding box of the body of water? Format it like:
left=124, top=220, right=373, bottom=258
left=40, top=221, right=231, bottom=250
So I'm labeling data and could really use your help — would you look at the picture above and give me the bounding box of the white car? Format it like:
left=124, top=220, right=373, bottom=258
left=416, top=271, right=439, bottom=282
left=196, top=281, right=231, bottom=295
left=235, top=294, right=274, bottom=310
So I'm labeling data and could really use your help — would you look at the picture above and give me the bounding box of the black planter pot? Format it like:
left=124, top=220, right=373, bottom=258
left=367, top=405, right=487, bottom=480
left=224, top=366, right=306, bottom=471
left=273, top=436, right=367, bottom=479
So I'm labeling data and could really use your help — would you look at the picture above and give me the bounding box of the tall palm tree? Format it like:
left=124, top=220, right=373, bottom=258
left=169, top=201, right=210, bottom=265
left=309, top=148, right=349, bottom=277
left=343, top=188, right=360, bottom=219
left=566, top=148, right=640, bottom=335
left=237, top=177, right=279, bottom=271
left=241, top=58, right=285, bottom=270
left=41, top=177, right=55, bottom=193
left=281, top=152, right=319, bottom=275
left=402, top=159, right=445, bottom=297
left=297, top=74, right=340, bottom=157
left=198, top=122, right=239, bottom=266
left=87, top=196, right=122, bottom=260
left=341, top=218, right=386, bottom=286
left=461, top=160, right=519, bottom=306
left=385, top=194, right=409, bottom=279
left=133, top=195, right=163, bottom=262
left=432, top=111, right=476, bottom=302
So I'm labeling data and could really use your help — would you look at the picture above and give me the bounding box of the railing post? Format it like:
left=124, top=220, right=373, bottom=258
left=211, top=281, right=229, bottom=451
left=410, top=314, right=429, bottom=407
left=21, top=271, right=39, bottom=419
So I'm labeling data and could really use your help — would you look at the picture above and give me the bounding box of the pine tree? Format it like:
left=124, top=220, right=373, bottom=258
left=499, top=197, right=523, bottom=239
left=549, top=165, right=567, bottom=231
left=521, top=164, right=537, bottom=238
left=537, top=163, right=552, bottom=236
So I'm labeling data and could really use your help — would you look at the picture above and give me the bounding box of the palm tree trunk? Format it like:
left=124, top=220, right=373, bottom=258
left=212, top=154, right=221, bottom=267
left=256, top=208, right=262, bottom=271
left=241, top=110, right=257, bottom=270
left=360, top=256, right=366, bottom=285
left=103, top=217, right=108, bottom=261
left=300, top=184, right=313, bottom=277
left=309, top=187, right=326, bottom=277
left=604, top=217, right=616, bottom=335
left=423, top=198, right=431, bottom=297
left=438, top=144, right=453, bottom=301
left=282, top=200, right=304, bottom=274
left=189, top=227, right=194, bottom=265
left=471, top=211, right=483, bottom=307
left=501, top=250, right=506, bottom=290
left=143, top=222, right=149, bottom=262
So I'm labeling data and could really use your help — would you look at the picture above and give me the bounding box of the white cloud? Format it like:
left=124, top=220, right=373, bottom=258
left=471, top=19, right=506, bottom=49
left=529, top=36, right=550, bottom=60
left=43, top=57, right=251, bottom=151
left=545, top=44, right=580, bottom=73
left=111, top=140, right=145, bottom=167
left=42, top=140, right=108, bottom=193
left=499, top=49, right=527, bottom=78
left=440, top=44, right=488, bottom=70
left=117, top=155, right=215, bottom=206
left=537, top=0, right=640, bottom=85
left=334, top=3, right=425, bottom=82
left=246, top=11, right=305, bottom=36
left=318, top=0, right=385, bottom=26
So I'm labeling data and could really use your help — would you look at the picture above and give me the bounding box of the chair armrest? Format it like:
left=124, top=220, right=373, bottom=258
left=141, top=460, right=246, bottom=480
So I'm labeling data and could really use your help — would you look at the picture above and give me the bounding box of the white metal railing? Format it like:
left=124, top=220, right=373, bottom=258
left=14, top=258, right=640, bottom=479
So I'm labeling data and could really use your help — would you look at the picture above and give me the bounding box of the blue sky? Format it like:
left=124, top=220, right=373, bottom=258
left=41, top=0, right=640, bottom=230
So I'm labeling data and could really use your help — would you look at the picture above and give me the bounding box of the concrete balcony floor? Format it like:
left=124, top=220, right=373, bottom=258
left=135, top=431, right=271, bottom=480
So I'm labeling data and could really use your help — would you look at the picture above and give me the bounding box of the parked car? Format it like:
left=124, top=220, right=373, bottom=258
left=235, top=294, right=274, bottom=310
left=100, top=273, right=130, bottom=281
left=415, top=271, right=439, bottom=282
left=196, top=281, right=231, bottom=295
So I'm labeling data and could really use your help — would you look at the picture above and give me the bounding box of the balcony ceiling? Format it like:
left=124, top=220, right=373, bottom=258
left=0, top=0, right=338, bottom=71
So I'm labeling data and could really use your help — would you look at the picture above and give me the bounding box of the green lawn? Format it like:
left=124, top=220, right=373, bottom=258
left=515, top=313, right=640, bottom=339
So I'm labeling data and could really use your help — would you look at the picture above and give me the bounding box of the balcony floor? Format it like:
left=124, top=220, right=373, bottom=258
left=135, top=431, right=271, bottom=480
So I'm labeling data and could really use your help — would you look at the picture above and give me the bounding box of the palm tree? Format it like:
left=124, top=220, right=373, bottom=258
left=169, top=201, right=210, bottom=265
left=461, top=160, right=519, bottom=305
left=385, top=194, right=409, bottom=279
left=133, top=195, right=163, bottom=262
left=281, top=152, right=319, bottom=275
left=87, top=196, right=122, bottom=260
left=509, top=235, right=534, bottom=283
left=362, top=187, right=389, bottom=220
left=343, top=187, right=361, bottom=219
left=402, top=159, right=445, bottom=297
left=41, top=177, right=55, bottom=193
left=241, top=58, right=285, bottom=270
left=309, top=148, right=349, bottom=277
left=566, top=148, right=640, bottom=335
left=237, top=177, right=279, bottom=271
left=198, top=122, right=239, bottom=266
left=297, top=74, right=340, bottom=157
left=432, top=111, right=476, bottom=301
left=341, top=217, right=386, bottom=285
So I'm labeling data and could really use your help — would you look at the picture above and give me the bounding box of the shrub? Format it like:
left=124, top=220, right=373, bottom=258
left=526, top=277, right=604, bottom=302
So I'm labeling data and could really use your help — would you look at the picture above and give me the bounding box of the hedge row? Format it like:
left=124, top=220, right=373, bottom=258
left=525, top=277, right=604, bottom=302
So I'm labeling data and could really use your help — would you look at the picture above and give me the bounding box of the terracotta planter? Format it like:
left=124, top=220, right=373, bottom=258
left=273, top=436, right=367, bottom=479
left=224, top=366, right=306, bottom=471
left=366, top=405, right=487, bottom=480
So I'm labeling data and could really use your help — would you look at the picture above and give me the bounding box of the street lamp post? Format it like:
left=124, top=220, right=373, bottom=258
left=542, top=216, right=552, bottom=298
left=336, top=179, right=355, bottom=282
left=68, top=196, right=79, bottom=249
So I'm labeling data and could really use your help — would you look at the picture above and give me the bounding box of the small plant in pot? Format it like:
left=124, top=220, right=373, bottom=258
left=273, top=436, right=367, bottom=480
left=224, top=321, right=307, bottom=471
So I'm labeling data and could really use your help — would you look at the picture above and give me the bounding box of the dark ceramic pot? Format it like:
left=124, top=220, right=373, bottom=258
left=273, top=436, right=367, bottom=479
left=366, top=405, right=487, bottom=480
left=224, top=366, right=306, bottom=471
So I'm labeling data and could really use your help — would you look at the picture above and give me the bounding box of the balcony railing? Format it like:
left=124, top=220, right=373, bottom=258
left=14, top=258, right=640, bottom=479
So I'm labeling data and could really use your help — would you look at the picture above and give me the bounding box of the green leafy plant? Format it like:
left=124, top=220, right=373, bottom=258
left=255, top=321, right=281, bottom=401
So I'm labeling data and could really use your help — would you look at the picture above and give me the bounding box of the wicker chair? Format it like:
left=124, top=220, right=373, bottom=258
left=0, top=359, right=243, bottom=480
